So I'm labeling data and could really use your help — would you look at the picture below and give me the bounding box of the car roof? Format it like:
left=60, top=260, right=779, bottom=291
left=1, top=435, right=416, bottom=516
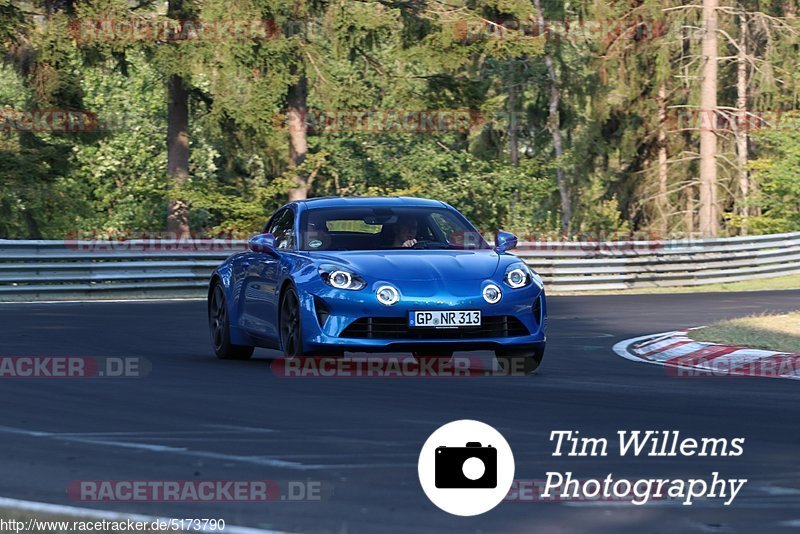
left=299, top=196, right=447, bottom=210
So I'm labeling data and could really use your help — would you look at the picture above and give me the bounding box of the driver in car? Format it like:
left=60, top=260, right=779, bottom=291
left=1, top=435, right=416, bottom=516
left=391, top=216, right=418, bottom=248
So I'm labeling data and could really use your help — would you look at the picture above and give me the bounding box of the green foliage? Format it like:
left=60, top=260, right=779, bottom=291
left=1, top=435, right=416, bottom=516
left=0, top=65, right=82, bottom=238
left=0, top=0, right=797, bottom=239
left=573, top=177, right=630, bottom=235
left=742, top=116, right=800, bottom=233
left=312, top=133, right=557, bottom=234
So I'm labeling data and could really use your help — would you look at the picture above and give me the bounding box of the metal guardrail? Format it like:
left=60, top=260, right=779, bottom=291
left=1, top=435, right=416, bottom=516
left=0, top=232, right=799, bottom=298
left=514, top=231, right=800, bottom=291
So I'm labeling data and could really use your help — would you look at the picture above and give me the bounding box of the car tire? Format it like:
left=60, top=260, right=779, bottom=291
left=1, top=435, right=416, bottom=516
left=209, top=281, right=254, bottom=360
left=280, top=286, right=307, bottom=358
left=495, top=348, right=544, bottom=375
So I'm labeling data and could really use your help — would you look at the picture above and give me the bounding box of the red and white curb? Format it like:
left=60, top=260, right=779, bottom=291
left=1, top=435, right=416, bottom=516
left=613, top=330, right=800, bottom=381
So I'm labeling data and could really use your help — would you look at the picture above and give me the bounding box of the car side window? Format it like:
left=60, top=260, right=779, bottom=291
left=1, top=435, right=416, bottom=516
left=430, top=212, right=458, bottom=241
left=268, top=209, right=295, bottom=250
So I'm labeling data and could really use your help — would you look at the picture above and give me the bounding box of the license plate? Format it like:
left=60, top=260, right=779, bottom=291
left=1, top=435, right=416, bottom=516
left=409, top=310, right=481, bottom=328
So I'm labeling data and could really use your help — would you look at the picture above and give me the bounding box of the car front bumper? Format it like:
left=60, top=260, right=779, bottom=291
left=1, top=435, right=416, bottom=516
left=298, top=280, right=547, bottom=353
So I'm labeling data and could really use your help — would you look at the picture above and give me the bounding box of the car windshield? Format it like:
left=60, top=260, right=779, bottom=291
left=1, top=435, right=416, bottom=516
left=299, top=206, right=489, bottom=251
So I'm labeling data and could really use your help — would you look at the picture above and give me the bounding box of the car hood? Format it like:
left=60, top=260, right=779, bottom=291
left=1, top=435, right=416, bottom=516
left=308, top=250, right=501, bottom=281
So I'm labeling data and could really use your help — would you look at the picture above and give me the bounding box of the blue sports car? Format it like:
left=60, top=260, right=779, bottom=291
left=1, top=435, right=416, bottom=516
left=208, top=196, right=547, bottom=373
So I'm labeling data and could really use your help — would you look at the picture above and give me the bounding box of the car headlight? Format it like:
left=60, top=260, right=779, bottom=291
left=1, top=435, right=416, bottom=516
left=483, top=283, right=502, bottom=304
left=376, top=285, right=400, bottom=306
left=319, top=265, right=366, bottom=290
left=503, top=263, right=533, bottom=289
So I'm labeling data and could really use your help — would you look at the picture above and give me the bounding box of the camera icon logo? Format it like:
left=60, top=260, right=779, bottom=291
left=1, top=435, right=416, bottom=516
left=418, top=420, right=515, bottom=516
left=435, top=442, right=497, bottom=488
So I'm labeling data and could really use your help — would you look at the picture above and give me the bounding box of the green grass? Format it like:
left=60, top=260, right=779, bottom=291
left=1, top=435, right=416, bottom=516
left=550, top=273, right=800, bottom=295
left=688, top=311, right=800, bottom=353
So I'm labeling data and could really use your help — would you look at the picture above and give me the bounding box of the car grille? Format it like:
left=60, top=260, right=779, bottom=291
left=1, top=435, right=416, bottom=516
left=340, top=316, right=530, bottom=339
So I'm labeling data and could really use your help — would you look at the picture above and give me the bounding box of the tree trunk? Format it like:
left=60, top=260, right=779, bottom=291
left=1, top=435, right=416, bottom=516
left=736, top=12, right=749, bottom=235
left=166, top=74, right=190, bottom=238
left=533, top=0, right=571, bottom=231
left=699, top=0, right=719, bottom=237
left=657, top=83, right=669, bottom=237
left=685, top=185, right=695, bottom=237
left=508, top=79, right=519, bottom=166
left=287, top=69, right=309, bottom=201
left=166, top=0, right=192, bottom=238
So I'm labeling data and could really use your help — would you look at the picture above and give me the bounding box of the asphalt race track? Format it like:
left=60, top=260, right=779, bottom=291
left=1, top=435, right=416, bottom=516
left=1, top=290, right=799, bottom=533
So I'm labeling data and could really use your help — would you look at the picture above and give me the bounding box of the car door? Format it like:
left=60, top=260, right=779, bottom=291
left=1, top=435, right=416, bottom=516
left=241, top=207, right=295, bottom=343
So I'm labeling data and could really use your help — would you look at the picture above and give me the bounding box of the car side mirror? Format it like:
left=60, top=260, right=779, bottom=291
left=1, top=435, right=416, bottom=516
left=494, top=230, right=518, bottom=253
left=248, top=233, right=277, bottom=255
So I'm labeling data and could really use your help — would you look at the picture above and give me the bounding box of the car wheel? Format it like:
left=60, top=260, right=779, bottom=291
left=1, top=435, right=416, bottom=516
left=495, top=348, right=544, bottom=375
left=209, top=282, right=254, bottom=360
left=280, top=286, right=306, bottom=358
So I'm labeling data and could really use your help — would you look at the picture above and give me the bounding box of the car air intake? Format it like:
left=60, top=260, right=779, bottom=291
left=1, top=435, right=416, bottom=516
left=313, top=296, right=330, bottom=327
left=340, top=316, right=529, bottom=339
left=533, top=295, right=542, bottom=326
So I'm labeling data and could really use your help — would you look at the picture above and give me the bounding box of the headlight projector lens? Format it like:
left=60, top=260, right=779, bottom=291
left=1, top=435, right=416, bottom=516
left=329, top=270, right=352, bottom=289
left=483, top=284, right=502, bottom=304
left=376, top=285, right=400, bottom=305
